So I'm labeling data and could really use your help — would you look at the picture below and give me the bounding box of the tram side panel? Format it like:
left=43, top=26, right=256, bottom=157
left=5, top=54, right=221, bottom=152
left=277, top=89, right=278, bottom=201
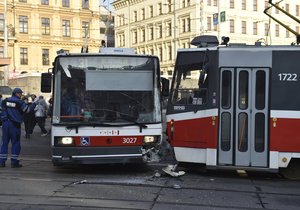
left=270, top=51, right=300, bottom=163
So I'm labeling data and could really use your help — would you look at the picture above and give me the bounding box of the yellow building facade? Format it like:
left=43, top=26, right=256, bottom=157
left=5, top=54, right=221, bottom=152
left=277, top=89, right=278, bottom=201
left=112, top=0, right=300, bottom=78
left=0, top=0, right=104, bottom=95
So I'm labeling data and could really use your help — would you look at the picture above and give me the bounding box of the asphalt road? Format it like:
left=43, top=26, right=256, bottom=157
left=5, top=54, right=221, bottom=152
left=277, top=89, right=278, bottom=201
left=0, top=120, right=299, bottom=210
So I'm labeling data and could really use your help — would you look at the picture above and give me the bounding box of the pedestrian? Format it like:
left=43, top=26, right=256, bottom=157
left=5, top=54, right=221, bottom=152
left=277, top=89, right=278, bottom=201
left=47, top=97, right=53, bottom=134
left=22, top=96, right=36, bottom=139
left=0, top=88, right=39, bottom=168
left=29, top=94, right=37, bottom=133
left=34, top=95, right=48, bottom=136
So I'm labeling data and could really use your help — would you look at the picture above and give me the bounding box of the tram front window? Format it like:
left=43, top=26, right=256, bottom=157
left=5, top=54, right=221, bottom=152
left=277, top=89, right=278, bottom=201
left=171, top=51, right=209, bottom=106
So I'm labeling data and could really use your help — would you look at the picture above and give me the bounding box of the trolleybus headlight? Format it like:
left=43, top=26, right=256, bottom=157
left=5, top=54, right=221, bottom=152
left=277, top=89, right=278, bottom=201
left=55, top=137, right=74, bottom=146
left=143, top=136, right=159, bottom=144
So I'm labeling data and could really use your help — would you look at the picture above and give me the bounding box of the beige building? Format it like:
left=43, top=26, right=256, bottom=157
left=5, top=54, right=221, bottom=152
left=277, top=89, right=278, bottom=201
left=112, top=0, right=300, bottom=78
left=0, top=0, right=109, bottom=95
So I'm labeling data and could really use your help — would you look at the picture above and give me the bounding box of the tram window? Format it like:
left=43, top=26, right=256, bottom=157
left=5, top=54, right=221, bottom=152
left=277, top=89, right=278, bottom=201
left=238, top=112, right=248, bottom=152
left=221, top=71, right=232, bottom=109
left=255, top=70, right=266, bottom=110
left=255, top=113, right=265, bottom=153
left=238, top=71, right=249, bottom=110
left=221, top=112, right=231, bottom=151
left=172, top=70, right=208, bottom=106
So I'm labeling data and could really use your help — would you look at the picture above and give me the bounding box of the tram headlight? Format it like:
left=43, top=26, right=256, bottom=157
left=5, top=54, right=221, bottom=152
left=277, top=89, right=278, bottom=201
left=143, top=136, right=159, bottom=144
left=55, top=137, right=74, bottom=146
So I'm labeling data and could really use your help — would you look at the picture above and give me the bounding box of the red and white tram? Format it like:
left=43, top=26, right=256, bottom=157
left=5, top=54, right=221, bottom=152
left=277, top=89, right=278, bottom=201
left=166, top=36, right=300, bottom=177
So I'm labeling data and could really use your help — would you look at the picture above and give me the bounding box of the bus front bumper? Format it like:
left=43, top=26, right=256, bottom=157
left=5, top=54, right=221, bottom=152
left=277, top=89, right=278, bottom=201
left=52, top=146, right=144, bottom=165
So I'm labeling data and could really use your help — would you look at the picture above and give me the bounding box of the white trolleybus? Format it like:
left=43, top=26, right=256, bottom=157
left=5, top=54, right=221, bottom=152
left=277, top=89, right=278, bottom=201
left=166, top=35, right=300, bottom=179
left=41, top=48, right=167, bottom=166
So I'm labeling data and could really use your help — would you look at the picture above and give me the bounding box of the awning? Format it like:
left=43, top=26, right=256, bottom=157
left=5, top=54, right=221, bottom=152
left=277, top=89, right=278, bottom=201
left=0, top=57, right=11, bottom=67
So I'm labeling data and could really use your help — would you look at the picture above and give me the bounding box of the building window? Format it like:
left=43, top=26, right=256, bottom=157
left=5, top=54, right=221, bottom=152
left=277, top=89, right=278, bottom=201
left=242, top=0, right=246, bottom=10
left=0, top=14, right=4, bottom=32
left=141, top=8, right=145, bottom=20
left=20, top=48, right=28, bottom=65
left=158, top=24, right=162, bottom=38
left=207, top=17, right=212, bottom=31
left=187, top=17, right=191, bottom=32
left=149, top=27, right=154, bottom=40
left=207, top=0, right=211, bottom=6
left=41, top=0, right=49, bottom=5
left=275, top=24, right=280, bottom=37
left=62, top=20, right=70, bottom=37
left=253, top=22, right=257, bottom=35
left=158, top=46, right=163, bottom=61
left=166, top=21, right=172, bottom=36
left=285, top=4, right=289, bottom=13
left=230, top=19, right=235, bottom=33
left=133, top=30, right=137, bottom=44
left=213, top=0, right=218, bottom=6
left=133, top=11, right=137, bottom=22
left=286, top=28, right=290, bottom=38
left=181, top=17, right=190, bottom=33
left=82, top=0, right=89, bottom=9
left=149, top=6, right=153, bottom=18
left=158, top=3, right=162, bottom=15
left=42, top=49, right=49, bottom=65
left=19, top=16, right=28, bottom=34
left=19, top=0, right=27, bottom=2
left=168, top=45, right=172, bottom=60
left=62, top=0, right=70, bottom=7
left=265, top=1, right=269, bottom=9
left=264, top=23, right=269, bottom=36
left=82, top=21, right=89, bottom=38
left=41, top=17, right=50, bottom=35
left=296, top=5, right=300, bottom=16
left=0, top=47, right=3, bottom=57
left=141, top=28, right=145, bottom=42
left=167, top=0, right=172, bottom=12
left=242, top=21, right=246, bottom=34
left=253, top=0, right=257, bottom=11
left=230, top=0, right=234, bottom=9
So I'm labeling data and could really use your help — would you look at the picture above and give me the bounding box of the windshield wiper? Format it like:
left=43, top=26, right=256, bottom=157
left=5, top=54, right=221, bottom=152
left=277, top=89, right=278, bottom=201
left=118, top=116, right=148, bottom=133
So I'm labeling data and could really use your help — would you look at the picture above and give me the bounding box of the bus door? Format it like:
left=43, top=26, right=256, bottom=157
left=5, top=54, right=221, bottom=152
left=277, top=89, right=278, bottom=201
left=218, top=68, right=269, bottom=167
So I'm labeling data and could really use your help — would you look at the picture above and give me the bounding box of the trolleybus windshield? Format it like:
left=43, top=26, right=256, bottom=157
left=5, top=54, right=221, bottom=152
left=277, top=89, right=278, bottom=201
left=52, top=55, right=161, bottom=125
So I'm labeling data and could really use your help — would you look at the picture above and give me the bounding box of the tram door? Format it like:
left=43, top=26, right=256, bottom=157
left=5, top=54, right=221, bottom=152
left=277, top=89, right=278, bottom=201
left=218, top=68, right=269, bottom=167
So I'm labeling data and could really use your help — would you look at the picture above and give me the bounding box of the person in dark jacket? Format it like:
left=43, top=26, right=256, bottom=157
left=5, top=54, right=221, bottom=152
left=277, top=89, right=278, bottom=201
left=0, top=88, right=39, bottom=168
left=22, top=96, right=36, bottom=139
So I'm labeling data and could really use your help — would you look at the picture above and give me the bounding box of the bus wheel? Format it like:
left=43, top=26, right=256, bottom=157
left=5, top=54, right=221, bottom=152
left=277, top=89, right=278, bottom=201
left=280, top=159, right=300, bottom=180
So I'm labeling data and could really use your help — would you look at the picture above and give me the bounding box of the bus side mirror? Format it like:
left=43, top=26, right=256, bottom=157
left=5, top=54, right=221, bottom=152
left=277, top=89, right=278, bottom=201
left=41, top=73, right=52, bottom=93
left=161, top=77, right=170, bottom=97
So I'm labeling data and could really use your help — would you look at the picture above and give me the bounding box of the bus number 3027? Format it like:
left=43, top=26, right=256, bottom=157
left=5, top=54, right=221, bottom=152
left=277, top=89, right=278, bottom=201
left=123, top=137, right=137, bottom=144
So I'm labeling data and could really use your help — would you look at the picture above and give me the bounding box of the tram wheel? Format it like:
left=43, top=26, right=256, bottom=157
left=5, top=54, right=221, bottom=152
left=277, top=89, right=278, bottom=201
left=279, top=159, right=300, bottom=180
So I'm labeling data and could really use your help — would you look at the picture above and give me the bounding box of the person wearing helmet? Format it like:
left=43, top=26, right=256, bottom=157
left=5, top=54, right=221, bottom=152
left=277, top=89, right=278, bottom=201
left=0, top=88, right=39, bottom=168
